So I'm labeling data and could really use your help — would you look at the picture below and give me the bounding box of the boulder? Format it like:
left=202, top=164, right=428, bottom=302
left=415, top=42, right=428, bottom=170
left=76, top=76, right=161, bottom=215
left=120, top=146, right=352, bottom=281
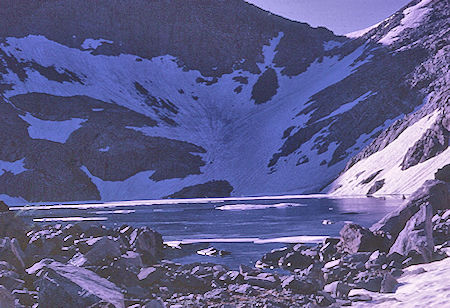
left=354, top=271, right=383, bottom=292
left=0, top=285, right=14, bottom=308
left=116, top=251, right=143, bottom=269
left=389, top=203, right=434, bottom=263
left=371, top=180, right=450, bottom=248
left=0, top=238, right=25, bottom=270
left=324, top=281, right=351, bottom=299
left=138, top=267, right=164, bottom=285
left=70, top=236, right=122, bottom=266
left=30, top=259, right=125, bottom=308
left=0, top=201, right=8, bottom=212
left=244, top=273, right=278, bottom=289
left=380, top=272, right=398, bottom=293
left=278, top=251, right=314, bottom=270
left=281, top=276, right=319, bottom=294
left=435, top=164, right=450, bottom=182
left=129, top=227, right=163, bottom=265
left=338, top=224, right=384, bottom=254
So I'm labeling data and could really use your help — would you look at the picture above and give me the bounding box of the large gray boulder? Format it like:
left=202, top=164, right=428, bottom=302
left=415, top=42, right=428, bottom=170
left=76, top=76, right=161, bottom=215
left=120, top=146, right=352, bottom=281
left=337, top=224, right=384, bottom=254
left=389, top=203, right=434, bottom=263
left=28, top=259, right=124, bottom=308
left=70, top=236, right=122, bottom=267
left=371, top=180, right=450, bottom=247
left=129, top=227, right=163, bottom=265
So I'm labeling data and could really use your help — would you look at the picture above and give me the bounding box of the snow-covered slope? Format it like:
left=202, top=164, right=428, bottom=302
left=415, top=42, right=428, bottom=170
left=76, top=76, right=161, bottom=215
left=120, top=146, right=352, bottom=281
left=0, top=0, right=448, bottom=203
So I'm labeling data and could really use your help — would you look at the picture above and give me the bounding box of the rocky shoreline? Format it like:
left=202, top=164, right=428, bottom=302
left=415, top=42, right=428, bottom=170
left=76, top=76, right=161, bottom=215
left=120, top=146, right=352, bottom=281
left=0, top=177, right=448, bottom=307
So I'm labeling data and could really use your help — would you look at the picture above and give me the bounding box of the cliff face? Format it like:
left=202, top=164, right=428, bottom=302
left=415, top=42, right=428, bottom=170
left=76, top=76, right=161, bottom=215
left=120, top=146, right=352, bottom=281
left=0, top=0, right=447, bottom=203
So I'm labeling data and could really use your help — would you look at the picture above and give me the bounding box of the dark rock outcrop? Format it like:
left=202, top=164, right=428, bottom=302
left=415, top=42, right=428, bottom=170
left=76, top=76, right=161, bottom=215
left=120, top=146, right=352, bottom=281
left=367, top=179, right=385, bottom=195
left=435, top=164, right=450, bottom=182
left=401, top=112, right=449, bottom=170
left=164, top=180, right=233, bottom=199
left=251, top=68, right=279, bottom=104
left=389, top=203, right=434, bottom=263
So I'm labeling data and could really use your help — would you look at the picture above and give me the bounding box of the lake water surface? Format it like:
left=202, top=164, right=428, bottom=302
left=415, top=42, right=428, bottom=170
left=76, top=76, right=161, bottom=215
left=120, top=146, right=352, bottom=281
left=15, top=196, right=399, bottom=268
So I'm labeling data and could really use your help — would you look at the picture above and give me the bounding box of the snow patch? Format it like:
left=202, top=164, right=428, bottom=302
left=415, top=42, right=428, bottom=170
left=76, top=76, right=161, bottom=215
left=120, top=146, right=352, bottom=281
left=81, top=38, right=113, bottom=50
left=330, top=110, right=447, bottom=196
left=379, top=0, right=432, bottom=45
left=351, top=257, right=450, bottom=307
left=323, top=40, right=342, bottom=51
left=319, top=91, right=375, bottom=122
left=216, top=202, right=306, bottom=211
left=0, top=158, right=27, bottom=176
left=98, top=146, right=110, bottom=152
left=20, top=113, right=86, bottom=143
left=0, top=194, right=27, bottom=206
left=346, top=22, right=382, bottom=38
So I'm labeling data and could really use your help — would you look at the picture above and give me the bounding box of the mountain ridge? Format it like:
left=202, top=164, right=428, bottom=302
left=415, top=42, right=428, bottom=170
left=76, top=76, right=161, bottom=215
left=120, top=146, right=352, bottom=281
left=0, top=0, right=447, bottom=204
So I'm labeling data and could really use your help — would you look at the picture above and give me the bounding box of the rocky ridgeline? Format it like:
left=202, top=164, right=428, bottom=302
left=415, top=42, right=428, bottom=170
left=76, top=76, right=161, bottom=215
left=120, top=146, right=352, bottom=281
left=0, top=179, right=448, bottom=307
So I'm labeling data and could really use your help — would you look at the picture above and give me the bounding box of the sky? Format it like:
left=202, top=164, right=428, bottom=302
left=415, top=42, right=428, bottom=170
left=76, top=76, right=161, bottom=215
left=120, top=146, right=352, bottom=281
left=244, top=0, right=412, bottom=35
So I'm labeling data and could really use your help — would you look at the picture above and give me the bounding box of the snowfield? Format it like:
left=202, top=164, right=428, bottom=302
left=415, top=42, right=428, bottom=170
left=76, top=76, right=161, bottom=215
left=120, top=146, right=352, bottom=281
left=351, top=257, right=450, bottom=307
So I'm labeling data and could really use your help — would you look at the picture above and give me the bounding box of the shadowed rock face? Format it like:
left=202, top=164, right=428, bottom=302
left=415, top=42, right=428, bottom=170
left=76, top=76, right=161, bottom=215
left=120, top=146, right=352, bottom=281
left=0, top=94, right=206, bottom=202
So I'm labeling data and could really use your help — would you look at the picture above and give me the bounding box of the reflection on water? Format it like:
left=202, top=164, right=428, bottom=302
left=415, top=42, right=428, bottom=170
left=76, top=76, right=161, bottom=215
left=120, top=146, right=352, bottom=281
left=15, top=196, right=400, bottom=268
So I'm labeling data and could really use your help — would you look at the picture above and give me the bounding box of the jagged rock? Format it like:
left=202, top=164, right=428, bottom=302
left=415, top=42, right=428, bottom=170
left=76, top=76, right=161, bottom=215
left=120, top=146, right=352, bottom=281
left=29, top=259, right=125, bottom=308
left=380, top=272, right=398, bottom=293
left=278, top=251, right=314, bottom=270
left=401, top=115, right=449, bottom=170
left=315, top=291, right=336, bottom=306
left=367, top=179, right=385, bottom=195
left=25, top=229, right=64, bottom=264
left=323, top=281, right=351, bottom=299
left=435, top=164, right=450, bottom=182
left=138, top=267, right=164, bottom=285
left=12, top=289, right=37, bottom=307
left=196, top=247, right=230, bottom=256
left=0, top=238, right=25, bottom=270
left=116, top=251, right=143, bottom=269
left=354, top=271, right=383, bottom=292
left=389, top=203, right=434, bottom=263
left=259, top=247, right=290, bottom=267
left=130, top=227, right=163, bottom=265
left=338, top=224, right=384, bottom=254
left=244, top=273, right=278, bottom=289
left=0, top=285, right=14, bottom=308
left=0, top=201, right=8, bottom=212
left=239, top=265, right=260, bottom=277
left=70, top=236, right=122, bottom=266
left=281, top=276, right=319, bottom=294
left=371, top=180, right=450, bottom=238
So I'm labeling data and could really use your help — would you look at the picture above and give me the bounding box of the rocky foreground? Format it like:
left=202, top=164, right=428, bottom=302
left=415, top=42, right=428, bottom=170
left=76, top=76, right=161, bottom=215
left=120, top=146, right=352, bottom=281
left=0, top=176, right=448, bottom=307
